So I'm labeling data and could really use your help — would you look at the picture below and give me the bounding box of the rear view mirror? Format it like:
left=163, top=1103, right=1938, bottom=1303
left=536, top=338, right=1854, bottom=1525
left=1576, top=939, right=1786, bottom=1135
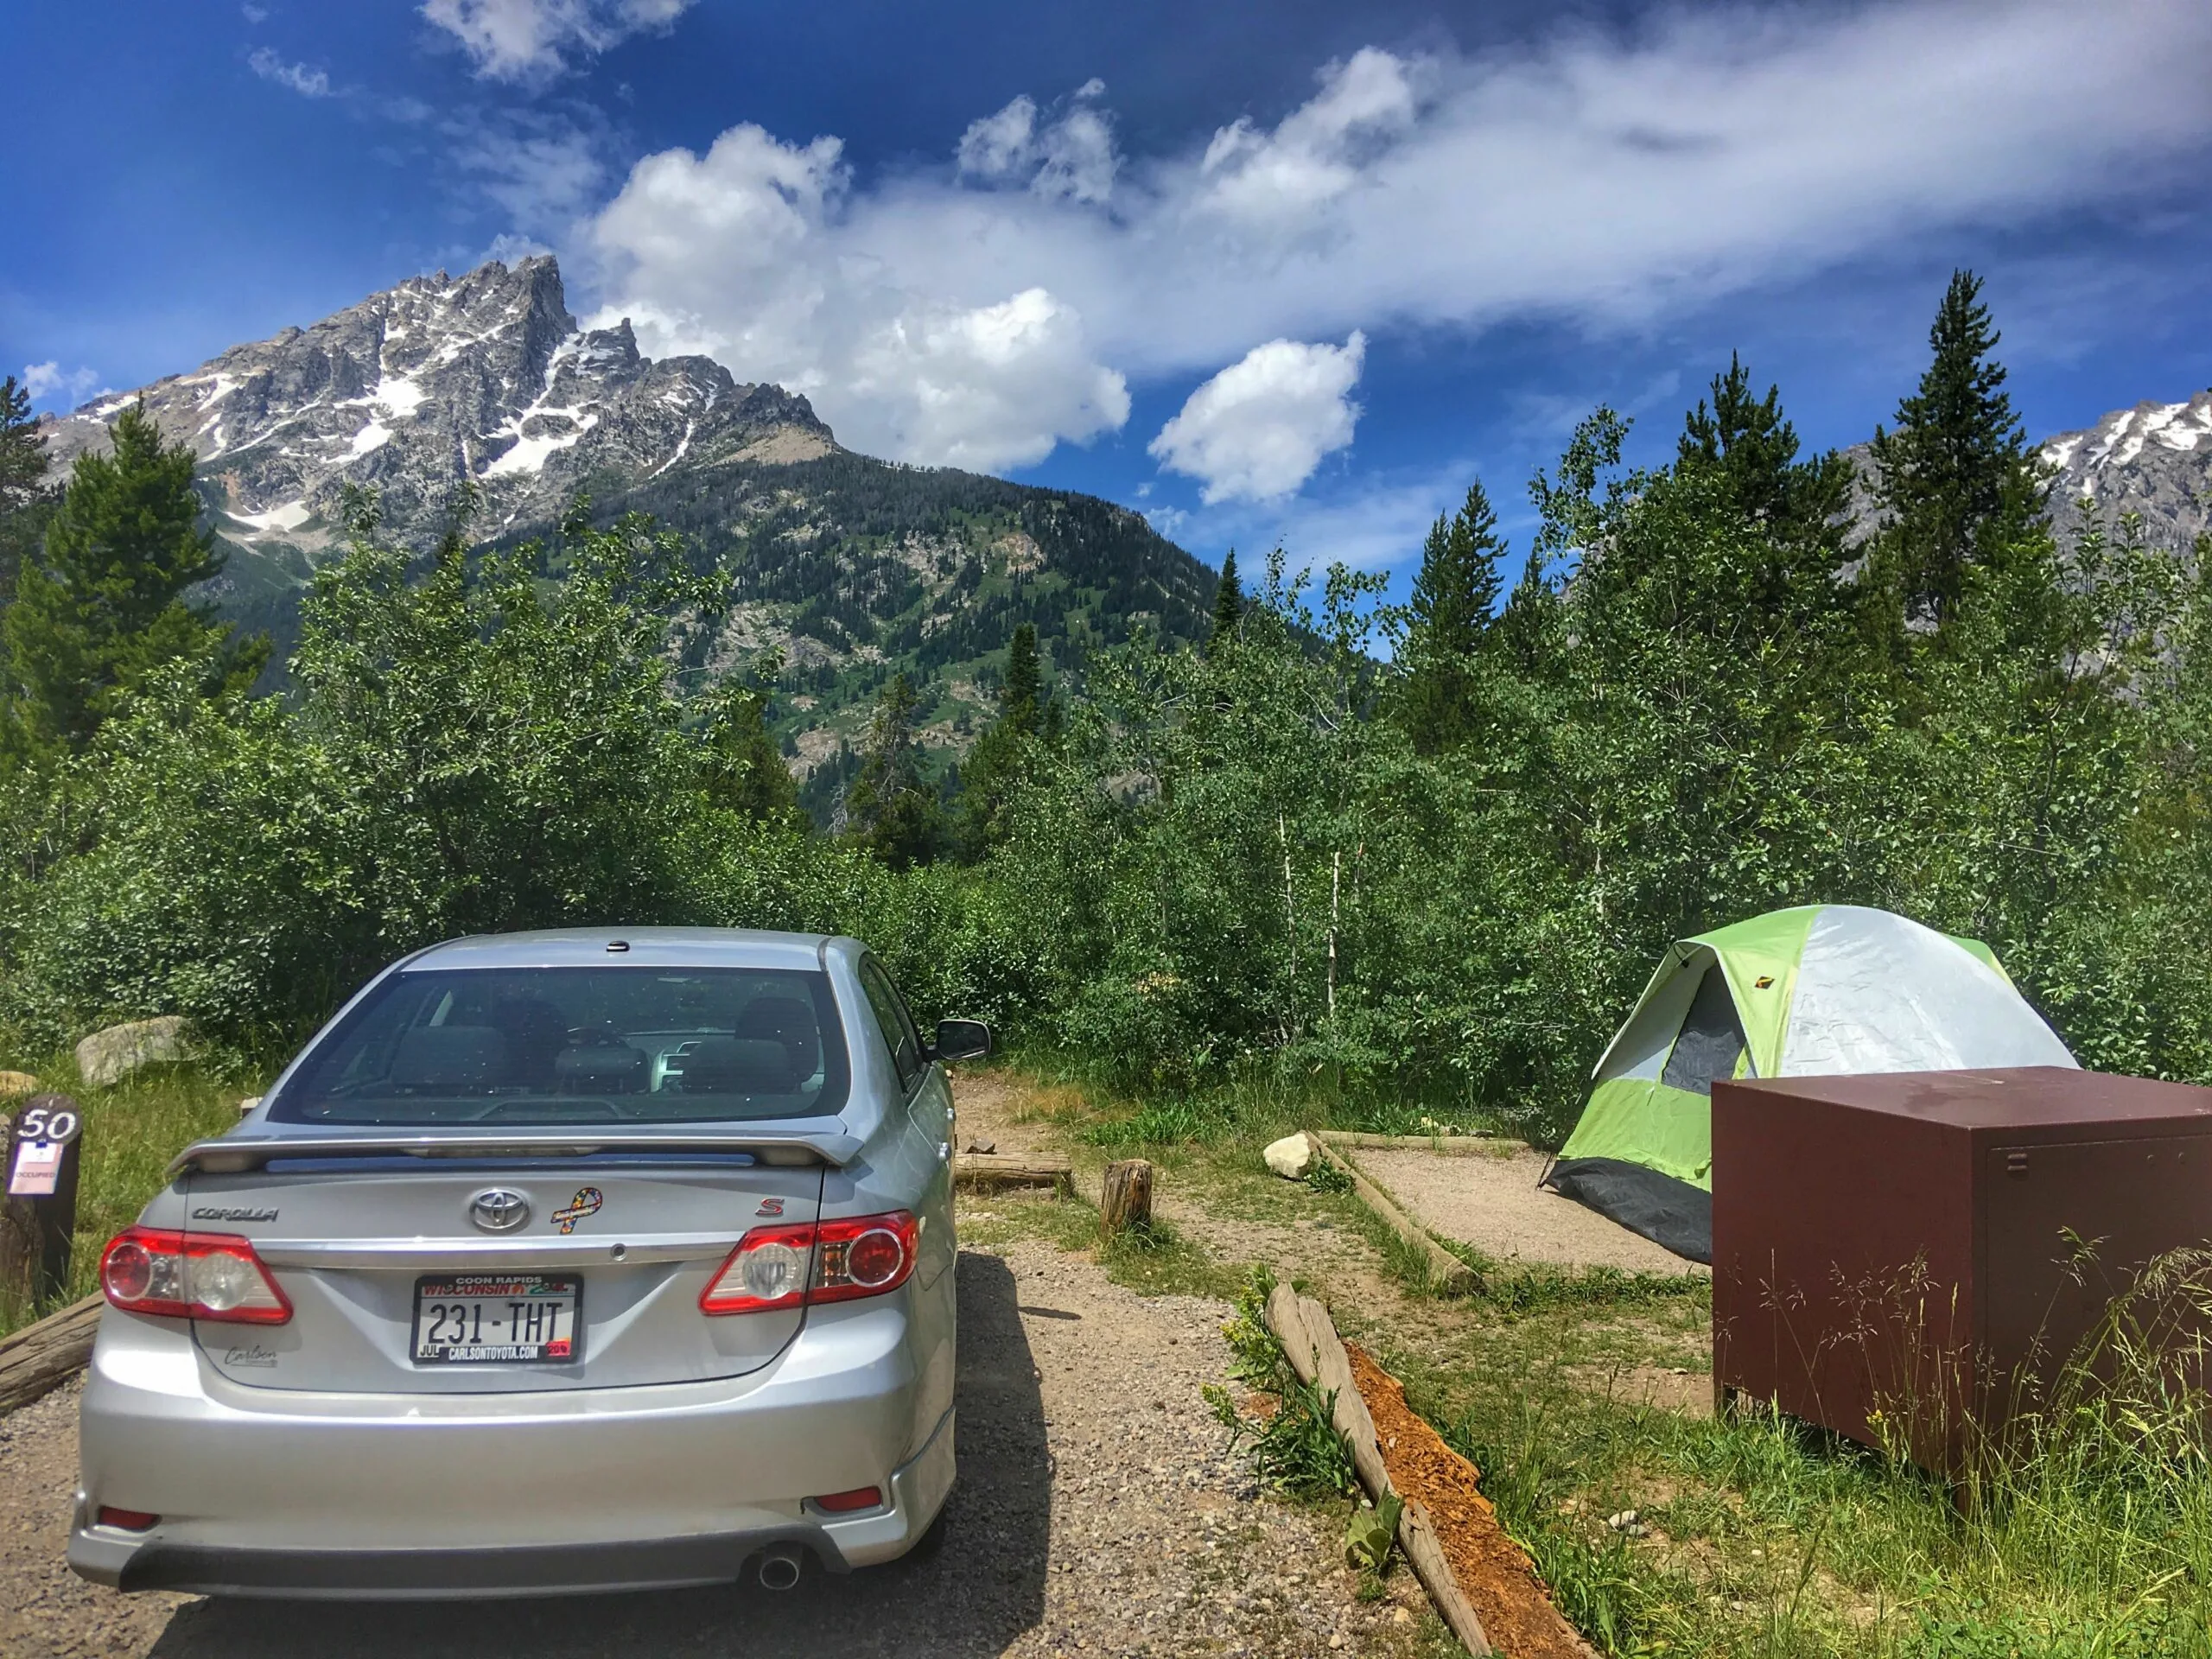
left=930, top=1019, right=993, bottom=1064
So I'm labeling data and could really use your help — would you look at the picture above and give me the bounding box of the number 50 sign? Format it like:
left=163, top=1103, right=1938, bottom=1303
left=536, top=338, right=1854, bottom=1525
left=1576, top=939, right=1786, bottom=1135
left=12, top=1100, right=81, bottom=1194
left=4, top=1093, right=83, bottom=1308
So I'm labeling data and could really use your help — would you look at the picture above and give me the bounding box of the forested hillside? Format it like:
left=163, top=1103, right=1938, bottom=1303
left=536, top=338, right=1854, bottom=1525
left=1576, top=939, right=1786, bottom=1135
left=3, top=270, right=2209, bottom=1147
left=573, top=446, right=1215, bottom=817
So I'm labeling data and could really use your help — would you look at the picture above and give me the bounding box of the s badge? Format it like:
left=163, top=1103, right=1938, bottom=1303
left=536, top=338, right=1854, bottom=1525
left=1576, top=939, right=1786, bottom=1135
left=755, top=1198, right=785, bottom=1217
left=552, top=1186, right=604, bottom=1234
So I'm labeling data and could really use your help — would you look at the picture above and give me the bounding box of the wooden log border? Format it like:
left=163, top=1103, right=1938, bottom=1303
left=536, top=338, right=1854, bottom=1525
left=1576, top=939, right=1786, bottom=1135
left=1265, top=1285, right=1495, bottom=1657
left=1307, top=1136, right=1481, bottom=1296
left=951, top=1153, right=1075, bottom=1195
left=1316, top=1131, right=1523, bottom=1158
left=0, top=1294, right=101, bottom=1414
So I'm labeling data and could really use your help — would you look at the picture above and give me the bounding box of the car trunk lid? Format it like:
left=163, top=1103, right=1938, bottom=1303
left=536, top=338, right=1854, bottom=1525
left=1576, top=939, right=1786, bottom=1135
left=181, top=1142, right=828, bottom=1393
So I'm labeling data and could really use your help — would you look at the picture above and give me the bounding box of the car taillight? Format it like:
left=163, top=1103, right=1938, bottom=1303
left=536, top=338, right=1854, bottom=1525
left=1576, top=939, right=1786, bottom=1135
left=701, top=1211, right=918, bottom=1315
left=99, top=1227, right=292, bottom=1325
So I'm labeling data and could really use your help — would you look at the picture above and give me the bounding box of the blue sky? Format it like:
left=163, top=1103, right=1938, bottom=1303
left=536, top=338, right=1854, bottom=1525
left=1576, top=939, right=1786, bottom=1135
left=6, top=0, right=2211, bottom=582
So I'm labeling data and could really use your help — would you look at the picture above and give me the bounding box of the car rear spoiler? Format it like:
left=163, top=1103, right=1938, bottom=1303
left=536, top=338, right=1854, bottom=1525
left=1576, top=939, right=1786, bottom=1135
left=167, top=1127, right=864, bottom=1179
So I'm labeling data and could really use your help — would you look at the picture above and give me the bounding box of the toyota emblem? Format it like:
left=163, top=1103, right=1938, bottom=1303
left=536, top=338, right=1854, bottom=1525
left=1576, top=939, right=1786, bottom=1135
left=469, top=1188, right=531, bottom=1232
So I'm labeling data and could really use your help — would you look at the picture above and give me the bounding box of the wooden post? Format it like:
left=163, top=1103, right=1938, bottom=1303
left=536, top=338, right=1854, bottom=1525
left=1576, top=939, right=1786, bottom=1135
left=1100, top=1159, right=1154, bottom=1236
left=3, top=1094, right=84, bottom=1315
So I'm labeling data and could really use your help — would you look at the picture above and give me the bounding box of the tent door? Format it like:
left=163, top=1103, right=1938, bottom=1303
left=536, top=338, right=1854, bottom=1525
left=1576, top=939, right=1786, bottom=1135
left=1658, top=964, right=1750, bottom=1097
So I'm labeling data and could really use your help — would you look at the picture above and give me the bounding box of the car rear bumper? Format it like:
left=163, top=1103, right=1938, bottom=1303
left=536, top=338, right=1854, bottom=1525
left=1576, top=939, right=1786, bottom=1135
left=71, top=1408, right=952, bottom=1598
left=70, top=1296, right=957, bottom=1598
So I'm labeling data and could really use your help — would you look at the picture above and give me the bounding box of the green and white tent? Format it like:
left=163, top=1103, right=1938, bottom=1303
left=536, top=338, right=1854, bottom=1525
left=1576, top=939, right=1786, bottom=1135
left=1545, top=905, right=2075, bottom=1262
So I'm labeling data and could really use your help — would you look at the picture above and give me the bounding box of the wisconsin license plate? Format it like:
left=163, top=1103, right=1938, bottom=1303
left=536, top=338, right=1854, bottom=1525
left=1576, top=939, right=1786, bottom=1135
left=413, top=1274, right=582, bottom=1364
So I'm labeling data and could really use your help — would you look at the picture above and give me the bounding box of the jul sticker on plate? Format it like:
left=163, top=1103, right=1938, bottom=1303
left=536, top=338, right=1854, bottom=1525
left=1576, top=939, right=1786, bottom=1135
left=8, top=1141, right=61, bottom=1198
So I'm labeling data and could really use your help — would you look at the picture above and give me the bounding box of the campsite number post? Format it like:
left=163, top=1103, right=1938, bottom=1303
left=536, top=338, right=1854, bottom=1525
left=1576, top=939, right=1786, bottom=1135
left=3, top=1094, right=83, bottom=1312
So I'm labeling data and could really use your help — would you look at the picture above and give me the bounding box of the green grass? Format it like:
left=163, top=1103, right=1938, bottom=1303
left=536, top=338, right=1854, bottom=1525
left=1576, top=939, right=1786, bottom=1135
left=992, top=1070, right=2212, bottom=1656
left=1025, top=1045, right=1508, bottom=1154
left=1370, top=1248, right=2212, bottom=1657
left=0, top=1057, right=258, bottom=1335
left=1446, top=1246, right=1713, bottom=1323
left=1208, top=1269, right=1362, bottom=1502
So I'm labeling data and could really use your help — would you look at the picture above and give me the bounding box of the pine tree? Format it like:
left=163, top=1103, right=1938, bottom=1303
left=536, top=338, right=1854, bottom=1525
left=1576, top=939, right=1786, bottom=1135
left=1210, top=549, right=1243, bottom=649
left=954, top=624, right=1050, bottom=860
left=1869, top=270, right=2043, bottom=624
left=1675, top=354, right=1855, bottom=616
left=1400, top=480, right=1505, bottom=753
left=844, top=671, right=939, bottom=868
left=0, top=375, right=49, bottom=612
left=699, top=654, right=802, bottom=828
left=1, top=403, right=263, bottom=761
left=1001, top=621, right=1043, bottom=737
left=0, top=376, right=42, bottom=509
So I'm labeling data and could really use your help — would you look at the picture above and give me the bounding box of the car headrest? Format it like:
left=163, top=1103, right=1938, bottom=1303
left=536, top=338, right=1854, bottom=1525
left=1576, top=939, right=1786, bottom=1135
left=679, top=1037, right=801, bottom=1095
left=552, top=1044, right=649, bottom=1093
left=390, top=1026, right=508, bottom=1091
left=733, top=996, right=822, bottom=1068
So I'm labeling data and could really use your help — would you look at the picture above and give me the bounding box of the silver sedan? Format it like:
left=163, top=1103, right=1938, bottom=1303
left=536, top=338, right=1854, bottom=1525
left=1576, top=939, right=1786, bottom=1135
left=68, top=928, right=990, bottom=1599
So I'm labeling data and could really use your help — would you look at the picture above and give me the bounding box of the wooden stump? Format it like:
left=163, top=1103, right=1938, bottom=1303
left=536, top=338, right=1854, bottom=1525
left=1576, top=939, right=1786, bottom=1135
left=1100, top=1159, right=1155, bottom=1236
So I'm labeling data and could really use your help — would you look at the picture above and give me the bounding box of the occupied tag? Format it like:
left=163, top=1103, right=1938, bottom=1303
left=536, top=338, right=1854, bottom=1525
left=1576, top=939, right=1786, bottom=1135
left=8, top=1140, right=60, bottom=1198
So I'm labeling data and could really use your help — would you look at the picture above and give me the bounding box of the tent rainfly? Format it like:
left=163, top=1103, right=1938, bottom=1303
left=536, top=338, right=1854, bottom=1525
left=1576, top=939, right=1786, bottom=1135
left=1544, top=905, right=2076, bottom=1263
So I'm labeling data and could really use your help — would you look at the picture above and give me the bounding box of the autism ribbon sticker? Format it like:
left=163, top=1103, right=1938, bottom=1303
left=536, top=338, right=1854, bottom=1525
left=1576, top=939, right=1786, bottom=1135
left=552, top=1186, right=604, bottom=1234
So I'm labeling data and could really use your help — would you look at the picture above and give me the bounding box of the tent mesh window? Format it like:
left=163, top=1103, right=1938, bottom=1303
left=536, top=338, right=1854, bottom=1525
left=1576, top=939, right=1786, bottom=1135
left=1658, top=964, right=1749, bottom=1097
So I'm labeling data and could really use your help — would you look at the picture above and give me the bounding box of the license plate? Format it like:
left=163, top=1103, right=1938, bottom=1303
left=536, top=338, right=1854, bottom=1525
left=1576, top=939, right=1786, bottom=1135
left=412, top=1274, right=582, bottom=1364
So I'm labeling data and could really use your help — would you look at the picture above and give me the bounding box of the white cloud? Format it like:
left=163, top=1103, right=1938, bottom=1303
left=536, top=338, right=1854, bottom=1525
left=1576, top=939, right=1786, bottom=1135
left=955, top=97, right=1037, bottom=181
left=1160, top=467, right=1471, bottom=591
left=240, top=3, right=270, bottom=21
left=577, top=0, right=2212, bottom=475
left=957, top=82, right=1119, bottom=204
left=21, top=362, right=104, bottom=410
left=847, top=289, right=1129, bottom=471
left=586, top=124, right=1128, bottom=469
left=1151, top=334, right=1365, bottom=502
left=454, top=110, right=611, bottom=238
left=1269, top=476, right=1462, bottom=575
left=247, top=47, right=332, bottom=98
left=422, top=0, right=694, bottom=83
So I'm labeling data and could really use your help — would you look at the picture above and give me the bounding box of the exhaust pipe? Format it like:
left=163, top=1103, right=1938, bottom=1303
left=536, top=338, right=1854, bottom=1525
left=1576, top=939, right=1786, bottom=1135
left=755, top=1543, right=804, bottom=1591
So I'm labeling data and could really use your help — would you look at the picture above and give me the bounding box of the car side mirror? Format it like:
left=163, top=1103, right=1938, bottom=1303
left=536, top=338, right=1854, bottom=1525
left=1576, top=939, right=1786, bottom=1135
left=929, top=1019, right=993, bottom=1064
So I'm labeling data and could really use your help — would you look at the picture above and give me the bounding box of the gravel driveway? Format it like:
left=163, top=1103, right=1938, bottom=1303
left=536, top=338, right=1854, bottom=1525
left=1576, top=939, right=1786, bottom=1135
left=0, top=1239, right=1430, bottom=1659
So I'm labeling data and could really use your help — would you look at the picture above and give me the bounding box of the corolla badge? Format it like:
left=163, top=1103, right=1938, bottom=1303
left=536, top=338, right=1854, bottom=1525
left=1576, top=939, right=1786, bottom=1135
left=552, top=1186, right=604, bottom=1234
left=469, top=1189, right=531, bottom=1233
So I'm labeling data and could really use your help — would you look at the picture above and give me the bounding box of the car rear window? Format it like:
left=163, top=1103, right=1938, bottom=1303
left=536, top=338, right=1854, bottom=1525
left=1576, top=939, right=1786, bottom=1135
left=269, top=967, right=849, bottom=1126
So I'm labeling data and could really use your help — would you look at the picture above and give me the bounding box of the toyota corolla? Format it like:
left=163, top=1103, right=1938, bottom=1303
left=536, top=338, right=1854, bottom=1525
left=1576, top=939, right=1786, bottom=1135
left=68, top=927, right=989, bottom=1599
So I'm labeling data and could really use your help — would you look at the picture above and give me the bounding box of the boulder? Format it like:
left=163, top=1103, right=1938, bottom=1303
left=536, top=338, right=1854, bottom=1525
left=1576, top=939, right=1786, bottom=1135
left=75, top=1016, right=189, bottom=1088
left=1264, top=1132, right=1318, bottom=1179
left=0, top=1071, right=40, bottom=1100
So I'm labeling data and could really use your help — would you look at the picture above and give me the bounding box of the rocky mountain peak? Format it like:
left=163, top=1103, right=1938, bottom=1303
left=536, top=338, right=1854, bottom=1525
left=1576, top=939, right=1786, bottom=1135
left=2041, top=390, right=2212, bottom=556
left=40, top=256, right=836, bottom=551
